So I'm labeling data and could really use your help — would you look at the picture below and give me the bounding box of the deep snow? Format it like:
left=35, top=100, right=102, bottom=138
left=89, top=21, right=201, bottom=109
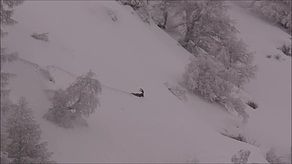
left=2, top=0, right=290, bottom=163
left=228, top=1, right=291, bottom=159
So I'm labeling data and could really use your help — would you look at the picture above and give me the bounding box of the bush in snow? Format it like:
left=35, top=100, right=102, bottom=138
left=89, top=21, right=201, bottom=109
left=119, top=0, right=143, bottom=10
left=231, top=149, right=251, bottom=164
left=5, top=97, right=54, bottom=163
left=265, top=148, right=288, bottom=164
left=44, top=89, right=80, bottom=128
left=147, top=1, right=169, bottom=29
left=1, top=119, right=12, bottom=163
left=274, top=54, right=281, bottom=60
left=135, top=4, right=150, bottom=23
left=44, top=70, right=102, bottom=128
left=225, top=97, right=249, bottom=124
left=249, top=0, right=291, bottom=34
left=279, top=44, right=291, bottom=57
left=31, top=32, right=49, bottom=42
left=182, top=56, right=249, bottom=123
left=182, top=56, right=226, bottom=102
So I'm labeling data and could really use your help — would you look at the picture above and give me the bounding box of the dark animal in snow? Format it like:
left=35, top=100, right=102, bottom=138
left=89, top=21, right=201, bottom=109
left=131, top=88, right=144, bottom=97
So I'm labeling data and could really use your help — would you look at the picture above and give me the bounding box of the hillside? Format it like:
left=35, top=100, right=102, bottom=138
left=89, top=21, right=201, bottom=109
left=1, top=1, right=290, bottom=163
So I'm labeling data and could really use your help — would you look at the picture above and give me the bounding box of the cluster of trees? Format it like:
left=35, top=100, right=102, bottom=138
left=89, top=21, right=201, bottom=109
left=1, top=0, right=54, bottom=163
left=44, top=70, right=102, bottom=128
left=119, top=0, right=257, bottom=122
left=249, top=0, right=291, bottom=34
left=1, top=1, right=102, bottom=161
left=145, top=1, right=257, bottom=122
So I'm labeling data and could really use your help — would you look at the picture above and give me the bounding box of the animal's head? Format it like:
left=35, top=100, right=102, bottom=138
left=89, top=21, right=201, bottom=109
left=140, top=88, right=144, bottom=93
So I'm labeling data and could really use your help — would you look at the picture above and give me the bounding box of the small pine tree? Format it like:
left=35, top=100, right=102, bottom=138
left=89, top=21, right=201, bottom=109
left=44, top=70, right=102, bottom=128
left=1, top=120, right=12, bottom=163
left=1, top=1, right=24, bottom=161
left=5, top=97, right=54, bottom=163
left=0, top=0, right=23, bottom=99
left=66, top=70, right=102, bottom=117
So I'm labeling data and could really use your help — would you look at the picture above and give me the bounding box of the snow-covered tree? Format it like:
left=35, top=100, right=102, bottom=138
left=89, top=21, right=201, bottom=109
left=66, top=70, right=102, bottom=117
left=231, top=149, right=251, bottom=164
left=182, top=55, right=249, bottom=123
left=148, top=0, right=175, bottom=29
left=1, top=121, right=12, bottom=163
left=119, top=0, right=143, bottom=10
left=0, top=0, right=23, bottom=99
left=5, top=97, right=54, bottom=163
left=170, top=0, right=257, bottom=122
left=44, top=70, right=102, bottom=128
left=249, top=0, right=291, bottom=33
left=1, top=1, right=24, bottom=162
left=182, top=1, right=237, bottom=54
left=182, top=56, right=232, bottom=102
left=210, top=37, right=257, bottom=87
left=1, top=0, right=24, bottom=36
left=149, top=1, right=237, bottom=52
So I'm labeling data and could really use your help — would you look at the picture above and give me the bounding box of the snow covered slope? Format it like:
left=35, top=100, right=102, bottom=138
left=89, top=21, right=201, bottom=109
left=229, top=1, right=291, bottom=159
left=2, top=1, right=285, bottom=163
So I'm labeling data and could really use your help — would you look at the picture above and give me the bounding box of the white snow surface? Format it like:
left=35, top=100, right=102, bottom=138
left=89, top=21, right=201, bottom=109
left=2, top=1, right=290, bottom=163
left=228, top=1, right=291, bottom=159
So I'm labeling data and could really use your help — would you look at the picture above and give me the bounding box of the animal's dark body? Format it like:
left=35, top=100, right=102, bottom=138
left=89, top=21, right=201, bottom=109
left=131, top=88, right=144, bottom=97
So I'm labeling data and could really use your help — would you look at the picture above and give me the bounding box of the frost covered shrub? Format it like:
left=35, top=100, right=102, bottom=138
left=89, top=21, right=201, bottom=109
left=44, top=70, right=102, bottom=128
left=211, top=37, right=257, bottom=87
left=266, top=148, right=288, bottom=164
left=6, top=98, right=54, bottom=163
left=135, top=5, right=150, bottom=23
left=182, top=56, right=249, bottom=123
left=148, top=1, right=168, bottom=29
left=44, top=89, right=80, bottom=128
left=180, top=1, right=237, bottom=54
left=1, top=120, right=12, bottom=164
left=279, top=44, right=291, bottom=57
left=119, top=0, right=143, bottom=10
left=249, top=0, right=291, bottom=33
left=275, top=54, right=281, bottom=60
left=231, top=149, right=251, bottom=164
left=225, top=97, right=249, bottom=123
left=182, top=56, right=228, bottom=102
